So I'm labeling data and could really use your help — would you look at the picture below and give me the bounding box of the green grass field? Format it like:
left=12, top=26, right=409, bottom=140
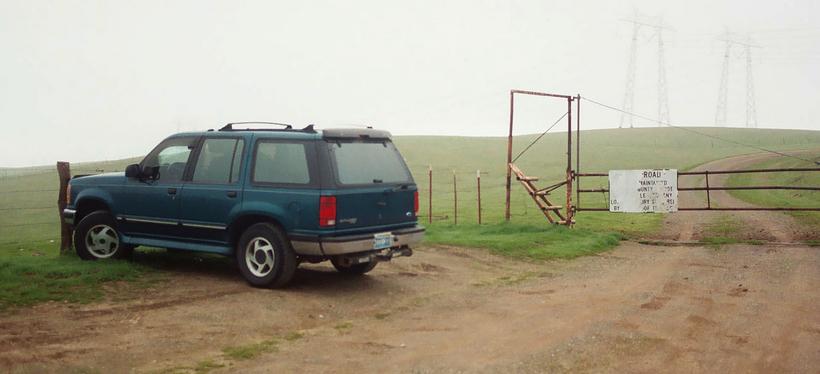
left=1, top=127, right=818, bottom=309
left=726, top=151, right=820, bottom=227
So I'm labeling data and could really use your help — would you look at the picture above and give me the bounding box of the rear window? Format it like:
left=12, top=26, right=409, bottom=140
left=329, top=141, right=412, bottom=185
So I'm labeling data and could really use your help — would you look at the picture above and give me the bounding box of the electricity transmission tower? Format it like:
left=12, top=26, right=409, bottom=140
left=744, top=36, right=758, bottom=128
left=715, top=31, right=759, bottom=128
left=619, top=13, right=671, bottom=128
left=620, top=20, right=639, bottom=128
left=656, top=27, right=670, bottom=126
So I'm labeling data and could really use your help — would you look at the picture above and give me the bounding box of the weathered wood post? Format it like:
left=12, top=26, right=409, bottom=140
left=56, top=161, right=72, bottom=254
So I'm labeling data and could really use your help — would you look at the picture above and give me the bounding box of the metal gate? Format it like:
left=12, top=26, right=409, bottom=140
left=504, top=89, right=820, bottom=226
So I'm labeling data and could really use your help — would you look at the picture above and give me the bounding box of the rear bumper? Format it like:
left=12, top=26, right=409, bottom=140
left=62, top=208, right=76, bottom=226
left=291, top=225, right=425, bottom=256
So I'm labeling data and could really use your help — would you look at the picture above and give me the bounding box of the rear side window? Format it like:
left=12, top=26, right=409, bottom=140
left=192, top=138, right=244, bottom=184
left=253, top=142, right=311, bottom=184
left=329, top=141, right=412, bottom=185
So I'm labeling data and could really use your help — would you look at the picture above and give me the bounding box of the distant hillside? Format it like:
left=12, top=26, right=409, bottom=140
left=394, top=127, right=820, bottom=181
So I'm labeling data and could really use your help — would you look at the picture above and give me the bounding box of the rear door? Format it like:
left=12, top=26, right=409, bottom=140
left=326, top=139, right=417, bottom=232
left=178, top=136, right=246, bottom=243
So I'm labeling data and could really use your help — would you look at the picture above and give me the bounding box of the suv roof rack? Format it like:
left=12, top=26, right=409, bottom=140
left=219, top=122, right=316, bottom=133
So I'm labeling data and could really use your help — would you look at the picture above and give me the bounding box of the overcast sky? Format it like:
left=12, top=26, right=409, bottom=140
left=1, top=0, right=818, bottom=167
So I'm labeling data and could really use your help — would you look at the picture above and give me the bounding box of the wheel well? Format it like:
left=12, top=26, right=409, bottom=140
left=76, top=199, right=110, bottom=223
left=227, top=214, right=284, bottom=249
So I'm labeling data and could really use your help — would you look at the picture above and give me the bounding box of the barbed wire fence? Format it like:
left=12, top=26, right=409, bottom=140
left=0, top=161, right=127, bottom=248
left=407, top=164, right=546, bottom=226
left=0, top=159, right=572, bottom=250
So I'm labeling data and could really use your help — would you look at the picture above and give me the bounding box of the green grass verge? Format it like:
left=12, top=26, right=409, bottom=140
left=0, top=242, right=155, bottom=311
left=424, top=222, right=622, bottom=260
left=726, top=151, right=820, bottom=228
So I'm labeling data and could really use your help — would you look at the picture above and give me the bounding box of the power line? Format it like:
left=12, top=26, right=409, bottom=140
left=581, top=96, right=820, bottom=165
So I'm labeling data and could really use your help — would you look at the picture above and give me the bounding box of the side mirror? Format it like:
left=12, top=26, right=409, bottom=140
left=125, top=164, right=141, bottom=179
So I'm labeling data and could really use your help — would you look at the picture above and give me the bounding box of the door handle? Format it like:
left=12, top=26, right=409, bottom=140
left=167, top=188, right=177, bottom=195
left=226, top=191, right=238, bottom=198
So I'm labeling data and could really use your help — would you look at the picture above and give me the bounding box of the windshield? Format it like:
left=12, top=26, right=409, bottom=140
left=329, top=140, right=413, bottom=185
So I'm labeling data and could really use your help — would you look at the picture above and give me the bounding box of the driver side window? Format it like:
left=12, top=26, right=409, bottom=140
left=141, top=137, right=197, bottom=183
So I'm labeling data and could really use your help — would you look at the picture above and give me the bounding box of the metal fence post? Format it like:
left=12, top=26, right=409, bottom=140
left=452, top=170, right=458, bottom=225
left=427, top=165, right=432, bottom=224
left=476, top=169, right=482, bottom=224
left=56, top=161, right=72, bottom=254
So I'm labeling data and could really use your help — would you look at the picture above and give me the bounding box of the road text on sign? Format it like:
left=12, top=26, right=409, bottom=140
left=609, top=169, right=678, bottom=213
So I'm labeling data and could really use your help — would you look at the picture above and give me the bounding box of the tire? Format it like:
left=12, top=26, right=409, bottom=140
left=331, top=257, right=378, bottom=275
left=236, top=223, right=297, bottom=288
left=73, top=210, right=133, bottom=260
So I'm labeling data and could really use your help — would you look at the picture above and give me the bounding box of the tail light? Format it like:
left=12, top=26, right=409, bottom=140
left=319, top=196, right=336, bottom=227
left=413, top=191, right=419, bottom=216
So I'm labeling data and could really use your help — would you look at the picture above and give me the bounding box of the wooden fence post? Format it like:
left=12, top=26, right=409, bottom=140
left=57, top=161, right=72, bottom=254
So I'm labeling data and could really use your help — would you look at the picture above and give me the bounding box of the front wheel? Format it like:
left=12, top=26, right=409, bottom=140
left=73, top=211, right=133, bottom=260
left=236, top=223, right=297, bottom=288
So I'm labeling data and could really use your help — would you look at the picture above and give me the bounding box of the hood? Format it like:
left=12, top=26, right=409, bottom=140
left=71, top=172, right=126, bottom=185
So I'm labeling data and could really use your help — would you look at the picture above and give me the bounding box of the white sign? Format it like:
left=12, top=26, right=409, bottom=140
left=609, top=169, right=678, bottom=213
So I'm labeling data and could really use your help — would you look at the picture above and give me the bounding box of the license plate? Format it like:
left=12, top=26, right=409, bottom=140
left=373, top=232, right=393, bottom=250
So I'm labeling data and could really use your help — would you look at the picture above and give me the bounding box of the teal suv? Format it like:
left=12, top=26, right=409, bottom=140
left=63, top=124, right=424, bottom=287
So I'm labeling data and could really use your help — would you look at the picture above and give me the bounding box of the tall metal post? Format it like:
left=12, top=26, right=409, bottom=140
left=505, top=91, right=514, bottom=221
left=565, top=97, right=573, bottom=226
left=575, top=95, right=581, bottom=212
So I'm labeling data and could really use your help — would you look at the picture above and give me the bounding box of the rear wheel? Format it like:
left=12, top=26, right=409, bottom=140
left=236, top=223, right=297, bottom=288
left=331, top=257, right=378, bottom=275
left=73, top=211, right=134, bottom=260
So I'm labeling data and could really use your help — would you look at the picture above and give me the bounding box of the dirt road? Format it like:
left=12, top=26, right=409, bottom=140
left=655, top=151, right=818, bottom=242
left=1, top=153, right=818, bottom=373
